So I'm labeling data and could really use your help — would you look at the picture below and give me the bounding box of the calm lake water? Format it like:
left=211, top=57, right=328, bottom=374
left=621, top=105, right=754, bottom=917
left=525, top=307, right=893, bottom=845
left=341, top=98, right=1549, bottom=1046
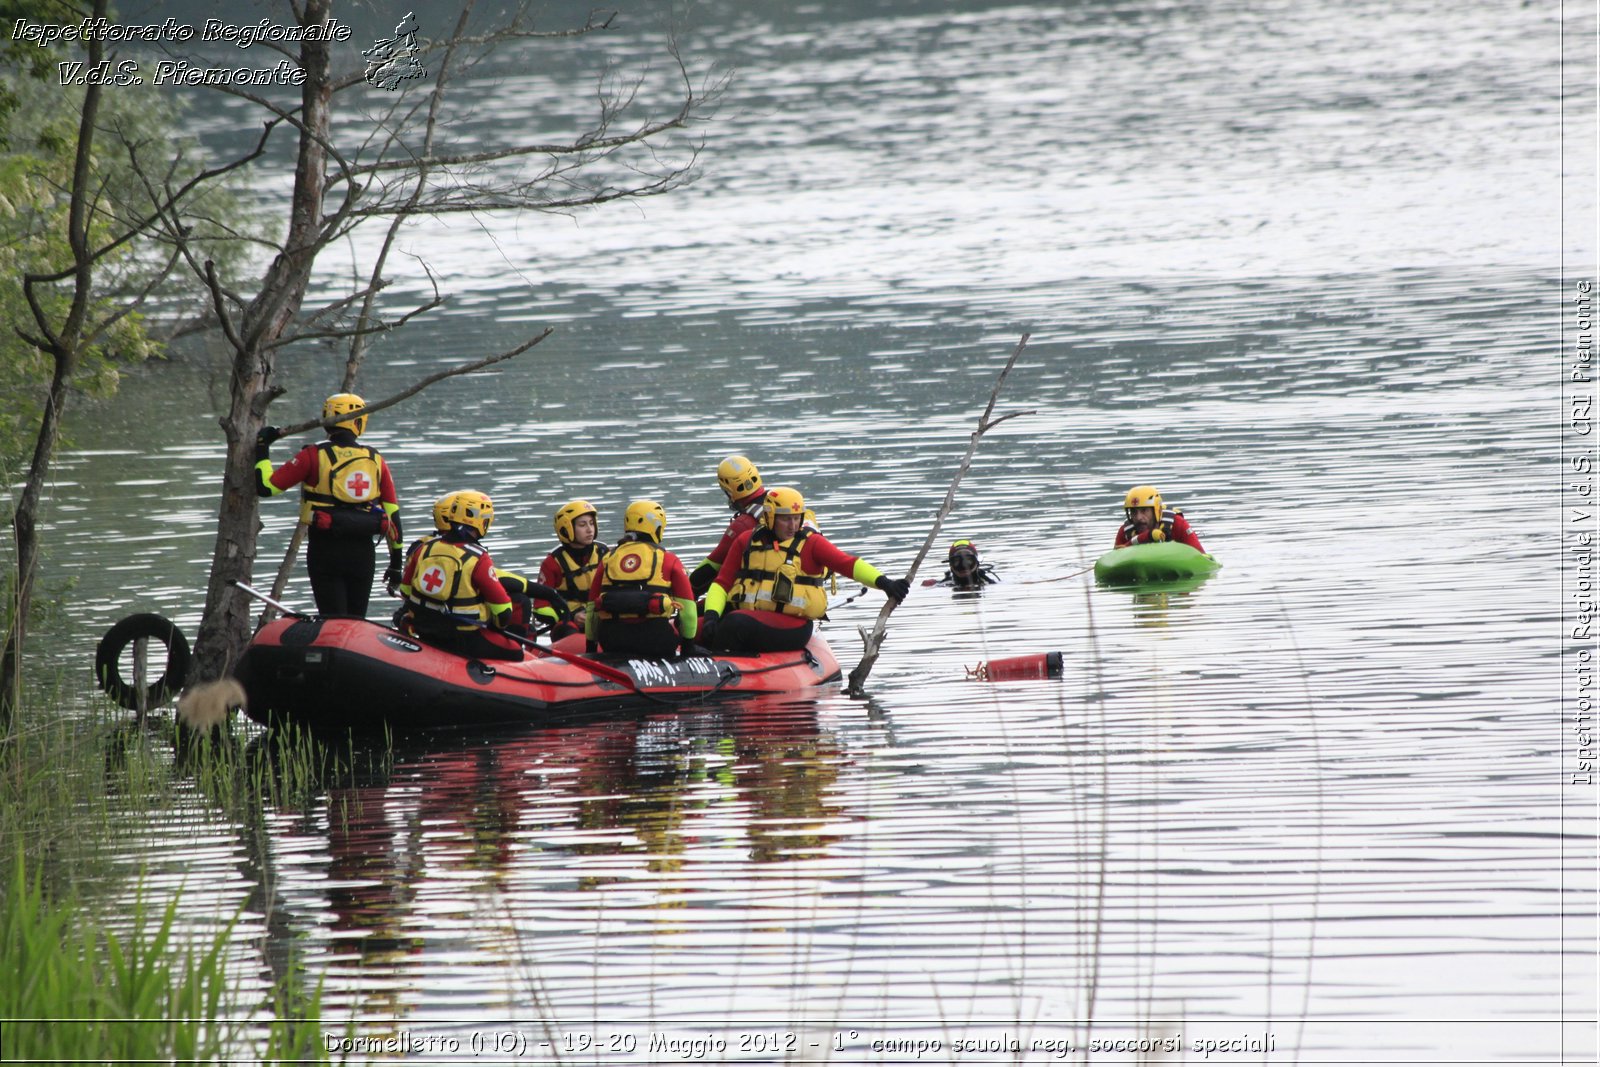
left=24, top=0, right=1596, bottom=1062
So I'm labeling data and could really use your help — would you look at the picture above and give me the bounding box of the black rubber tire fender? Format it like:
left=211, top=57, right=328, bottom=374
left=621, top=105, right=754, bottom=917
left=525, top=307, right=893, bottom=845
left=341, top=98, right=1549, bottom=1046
left=95, top=613, right=191, bottom=711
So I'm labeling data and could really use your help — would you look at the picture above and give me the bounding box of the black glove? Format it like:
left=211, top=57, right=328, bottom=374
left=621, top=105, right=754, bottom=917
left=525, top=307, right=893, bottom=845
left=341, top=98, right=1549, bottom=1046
left=875, top=575, right=910, bottom=603
left=253, top=425, right=282, bottom=461
left=383, top=549, right=403, bottom=595
left=699, top=611, right=719, bottom=646
left=689, top=562, right=718, bottom=597
left=584, top=638, right=600, bottom=655
left=678, top=636, right=700, bottom=658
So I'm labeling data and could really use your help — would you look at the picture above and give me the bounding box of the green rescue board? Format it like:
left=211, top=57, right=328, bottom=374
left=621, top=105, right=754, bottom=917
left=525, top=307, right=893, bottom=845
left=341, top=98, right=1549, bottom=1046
left=1093, top=542, right=1221, bottom=586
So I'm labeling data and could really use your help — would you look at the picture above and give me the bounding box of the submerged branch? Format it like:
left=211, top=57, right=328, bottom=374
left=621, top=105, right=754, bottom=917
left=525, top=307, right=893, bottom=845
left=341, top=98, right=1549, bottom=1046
left=846, top=333, right=1033, bottom=697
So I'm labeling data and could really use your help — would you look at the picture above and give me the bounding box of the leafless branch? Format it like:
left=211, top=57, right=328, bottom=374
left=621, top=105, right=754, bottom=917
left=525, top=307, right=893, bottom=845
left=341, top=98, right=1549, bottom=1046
left=18, top=277, right=63, bottom=357
left=847, top=334, right=1034, bottom=696
left=26, top=117, right=278, bottom=287
left=337, top=3, right=473, bottom=387
left=269, top=288, right=446, bottom=352
left=266, top=327, right=554, bottom=437
left=345, top=107, right=696, bottom=176
left=84, top=242, right=185, bottom=345
left=202, top=260, right=247, bottom=354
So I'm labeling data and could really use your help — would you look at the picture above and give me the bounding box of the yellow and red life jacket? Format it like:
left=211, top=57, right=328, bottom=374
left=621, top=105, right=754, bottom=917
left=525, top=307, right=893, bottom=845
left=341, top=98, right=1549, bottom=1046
left=550, top=541, right=608, bottom=614
left=406, top=536, right=490, bottom=628
left=1118, top=509, right=1181, bottom=544
left=299, top=442, right=383, bottom=523
left=596, top=539, right=675, bottom=620
left=730, top=528, right=828, bottom=619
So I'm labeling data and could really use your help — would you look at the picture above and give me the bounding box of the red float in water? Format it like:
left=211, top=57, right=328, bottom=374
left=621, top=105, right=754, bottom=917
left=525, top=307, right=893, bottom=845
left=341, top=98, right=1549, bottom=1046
left=968, top=651, right=1062, bottom=682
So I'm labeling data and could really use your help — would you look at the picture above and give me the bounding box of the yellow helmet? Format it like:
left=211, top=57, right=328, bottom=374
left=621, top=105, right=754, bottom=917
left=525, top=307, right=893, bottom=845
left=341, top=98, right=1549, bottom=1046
left=1123, top=485, right=1163, bottom=523
left=432, top=492, right=458, bottom=532
left=442, top=490, right=494, bottom=536
left=553, top=499, right=598, bottom=543
left=761, top=486, right=806, bottom=529
left=716, top=455, right=763, bottom=504
left=322, top=392, right=368, bottom=436
left=623, top=499, right=666, bottom=542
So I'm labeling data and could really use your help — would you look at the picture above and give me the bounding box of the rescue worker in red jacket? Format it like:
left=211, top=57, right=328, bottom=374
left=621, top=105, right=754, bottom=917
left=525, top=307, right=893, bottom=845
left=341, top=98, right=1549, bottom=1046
left=392, top=492, right=459, bottom=630
left=1114, top=485, right=1205, bottom=551
left=534, top=499, right=608, bottom=640
left=587, top=500, right=699, bottom=659
left=255, top=393, right=403, bottom=618
left=689, top=455, right=772, bottom=596
left=701, top=486, right=910, bottom=654
left=400, top=491, right=458, bottom=573
left=398, top=491, right=523, bottom=661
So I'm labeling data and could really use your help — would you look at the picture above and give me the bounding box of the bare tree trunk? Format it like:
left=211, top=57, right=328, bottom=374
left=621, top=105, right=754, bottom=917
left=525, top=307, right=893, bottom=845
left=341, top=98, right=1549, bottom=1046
left=0, top=5, right=108, bottom=727
left=2, top=359, right=76, bottom=725
left=189, top=0, right=334, bottom=683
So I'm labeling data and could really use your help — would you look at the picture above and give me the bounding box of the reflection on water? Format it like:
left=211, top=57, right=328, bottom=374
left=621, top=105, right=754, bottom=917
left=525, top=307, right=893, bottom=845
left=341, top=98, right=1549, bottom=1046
left=26, top=0, right=1591, bottom=1060
left=244, top=701, right=850, bottom=1026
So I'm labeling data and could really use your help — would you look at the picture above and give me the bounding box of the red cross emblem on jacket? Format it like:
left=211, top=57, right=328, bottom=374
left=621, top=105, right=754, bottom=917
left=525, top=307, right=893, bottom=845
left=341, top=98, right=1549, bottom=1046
left=421, top=566, right=446, bottom=594
left=344, top=471, right=372, bottom=499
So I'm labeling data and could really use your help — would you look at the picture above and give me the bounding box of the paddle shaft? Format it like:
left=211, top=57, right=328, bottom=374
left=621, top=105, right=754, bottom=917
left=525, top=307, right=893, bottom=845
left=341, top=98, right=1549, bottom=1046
left=492, top=627, right=639, bottom=689
left=233, top=580, right=312, bottom=620
left=465, top=585, right=637, bottom=688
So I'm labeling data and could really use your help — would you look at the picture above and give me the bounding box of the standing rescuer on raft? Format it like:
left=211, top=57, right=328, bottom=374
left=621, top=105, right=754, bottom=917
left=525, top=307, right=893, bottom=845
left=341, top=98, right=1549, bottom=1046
left=689, top=454, right=772, bottom=596
left=701, top=486, right=910, bottom=654
left=1114, top=485, right=1205, bottom=551
left=255, top=393, right=404, bottom=617
left=398, top=491, right=524, bottom=661
left=587, top=500, right=700, bottom=659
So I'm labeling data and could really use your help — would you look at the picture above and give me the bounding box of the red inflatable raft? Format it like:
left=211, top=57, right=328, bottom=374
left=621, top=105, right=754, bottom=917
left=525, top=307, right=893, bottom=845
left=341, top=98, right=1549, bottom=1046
left=235, top=616, right=842, bottom=731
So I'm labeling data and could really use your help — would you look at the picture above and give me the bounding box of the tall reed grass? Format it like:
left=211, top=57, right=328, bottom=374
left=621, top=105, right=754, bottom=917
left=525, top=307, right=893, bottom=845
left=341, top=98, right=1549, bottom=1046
left=1, top=849, right=234, bottom=1062
left=0, top=690, right=340, bottom=1064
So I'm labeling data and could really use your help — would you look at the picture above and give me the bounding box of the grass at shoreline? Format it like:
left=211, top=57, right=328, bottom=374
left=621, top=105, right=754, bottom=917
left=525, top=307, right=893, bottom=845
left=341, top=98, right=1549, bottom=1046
left=0, top=693, right=337, bottom=1065
left=2, top=850, right=235, bottom=1062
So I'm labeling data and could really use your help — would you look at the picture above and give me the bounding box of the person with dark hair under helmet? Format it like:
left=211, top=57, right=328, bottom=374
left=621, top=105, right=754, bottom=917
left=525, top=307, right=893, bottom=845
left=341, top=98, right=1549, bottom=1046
left=1115, top=485, right=1205, bottom=551
left=532, top=499, right=609, bottom=640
